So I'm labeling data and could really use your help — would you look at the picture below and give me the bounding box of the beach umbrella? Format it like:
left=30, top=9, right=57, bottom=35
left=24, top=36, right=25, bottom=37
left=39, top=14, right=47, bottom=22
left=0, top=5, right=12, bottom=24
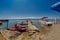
left=51, top=2, right=60, bottom=12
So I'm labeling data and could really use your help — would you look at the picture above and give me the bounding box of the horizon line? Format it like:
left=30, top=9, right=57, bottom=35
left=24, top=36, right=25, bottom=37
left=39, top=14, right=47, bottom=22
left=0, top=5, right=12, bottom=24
left=0, top=17, right=60, bottom=20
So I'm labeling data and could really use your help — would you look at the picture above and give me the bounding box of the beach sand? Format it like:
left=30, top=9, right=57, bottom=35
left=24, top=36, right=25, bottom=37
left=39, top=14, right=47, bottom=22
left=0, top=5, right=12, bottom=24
left=0, top=24, right=60, bottom=40
left=42, top=24, right=60, bottom=40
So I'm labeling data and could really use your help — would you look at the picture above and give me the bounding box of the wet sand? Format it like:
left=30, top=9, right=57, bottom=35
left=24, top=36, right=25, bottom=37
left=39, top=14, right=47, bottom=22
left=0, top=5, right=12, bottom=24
left=0, top=24, right=60, bottom=40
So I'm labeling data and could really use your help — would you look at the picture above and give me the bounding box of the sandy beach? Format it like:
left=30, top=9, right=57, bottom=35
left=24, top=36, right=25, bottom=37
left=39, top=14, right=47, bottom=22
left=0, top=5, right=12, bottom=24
left=0, top=24, right=60, bottom=40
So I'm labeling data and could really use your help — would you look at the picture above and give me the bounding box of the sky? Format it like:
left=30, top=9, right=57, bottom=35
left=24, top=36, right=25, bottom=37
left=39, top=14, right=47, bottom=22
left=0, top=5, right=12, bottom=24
left=0, top=0, right=60, bottom=18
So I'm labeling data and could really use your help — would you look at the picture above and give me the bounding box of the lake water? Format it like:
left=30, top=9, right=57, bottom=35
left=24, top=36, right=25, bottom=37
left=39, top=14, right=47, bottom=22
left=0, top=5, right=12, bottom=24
left=0, top=19, right=60, bottom=29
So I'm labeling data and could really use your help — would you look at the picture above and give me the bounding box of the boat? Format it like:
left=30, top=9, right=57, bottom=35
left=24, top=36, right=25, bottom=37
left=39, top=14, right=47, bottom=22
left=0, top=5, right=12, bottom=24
left=39, top=17, right=53, bottom=26
left=8, top=24, right=27, bottom=32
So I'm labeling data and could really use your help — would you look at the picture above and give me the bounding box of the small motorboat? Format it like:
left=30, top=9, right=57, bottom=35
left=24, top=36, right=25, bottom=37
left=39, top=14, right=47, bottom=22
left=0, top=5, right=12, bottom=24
left=40, top=17, right=53, bottom=27
left=8, top=25, right=27, bottom=32
left=8, top=26, right=17, bottom=31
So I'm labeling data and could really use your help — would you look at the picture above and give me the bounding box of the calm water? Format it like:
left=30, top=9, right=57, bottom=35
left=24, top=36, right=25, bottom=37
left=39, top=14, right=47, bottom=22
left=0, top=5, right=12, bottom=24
left=0, top=19, right=60, bottom=29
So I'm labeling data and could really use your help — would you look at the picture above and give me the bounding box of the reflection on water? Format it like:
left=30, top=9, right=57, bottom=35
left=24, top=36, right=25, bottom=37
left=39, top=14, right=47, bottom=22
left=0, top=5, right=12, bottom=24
left=0, top=19, right=60, bottom=29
